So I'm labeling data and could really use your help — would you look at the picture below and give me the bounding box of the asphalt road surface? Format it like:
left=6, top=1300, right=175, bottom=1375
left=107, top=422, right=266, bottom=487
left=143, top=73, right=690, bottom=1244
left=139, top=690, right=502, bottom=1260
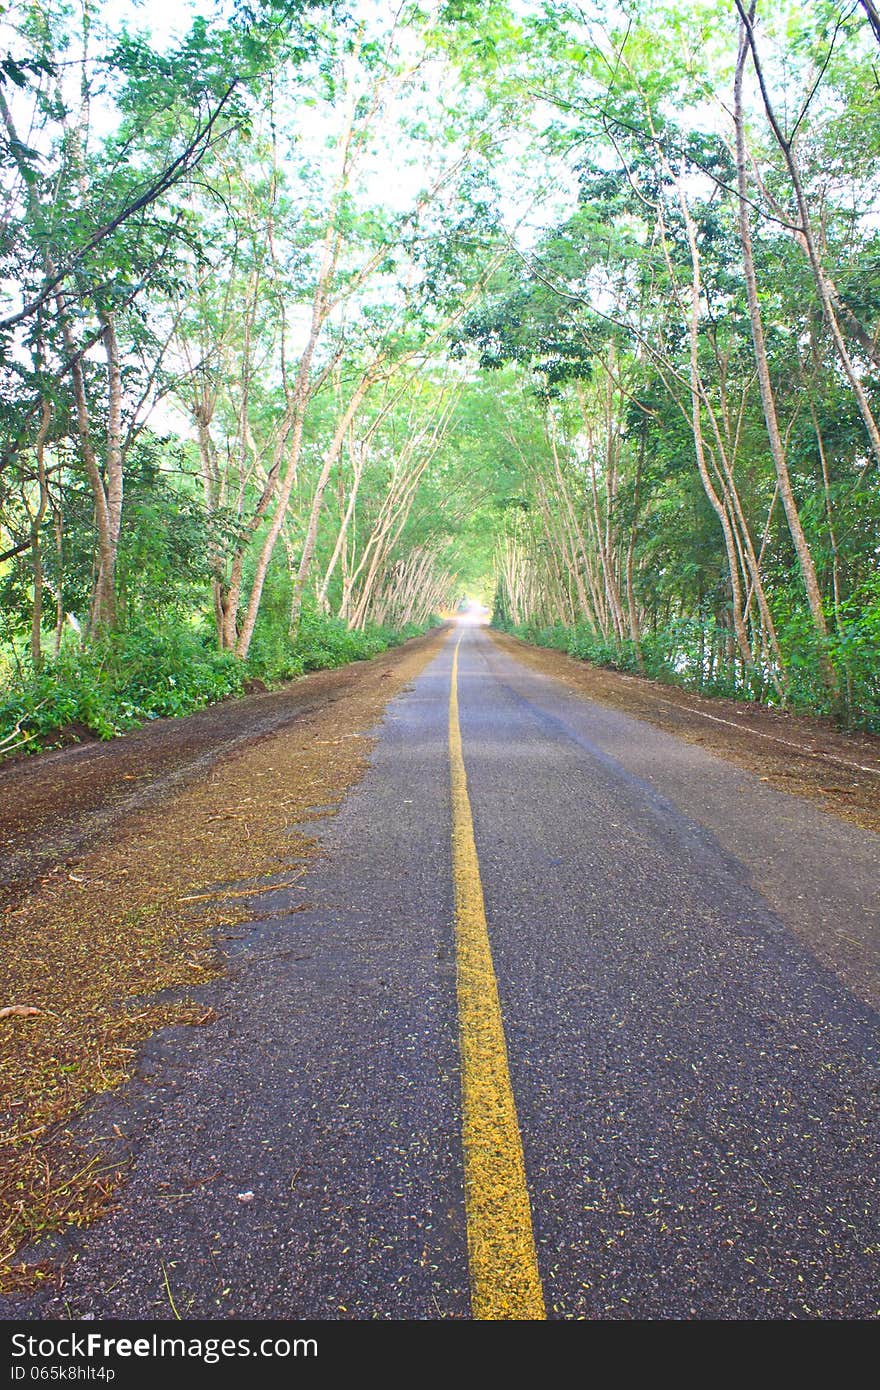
left=8, top=623, right=879, bottom=1319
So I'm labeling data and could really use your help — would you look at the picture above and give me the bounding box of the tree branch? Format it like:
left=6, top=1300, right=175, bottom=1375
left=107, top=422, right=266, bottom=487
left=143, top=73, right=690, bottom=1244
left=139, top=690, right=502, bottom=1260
left=0, top=82, right=240, bottom=333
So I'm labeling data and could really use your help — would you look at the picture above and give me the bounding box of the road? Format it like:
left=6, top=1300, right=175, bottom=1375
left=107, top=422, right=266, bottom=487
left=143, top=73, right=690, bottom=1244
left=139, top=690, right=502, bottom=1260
left=5, top=623, right=879, bottom=1319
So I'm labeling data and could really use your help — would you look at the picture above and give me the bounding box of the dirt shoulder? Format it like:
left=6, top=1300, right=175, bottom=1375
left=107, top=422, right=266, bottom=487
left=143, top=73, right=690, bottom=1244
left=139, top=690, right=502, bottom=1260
left=0, top=626, right=448, bottom=1293
left=490, top=631, right=880, bottom=836
left=0, top=630, right=446, bottom=911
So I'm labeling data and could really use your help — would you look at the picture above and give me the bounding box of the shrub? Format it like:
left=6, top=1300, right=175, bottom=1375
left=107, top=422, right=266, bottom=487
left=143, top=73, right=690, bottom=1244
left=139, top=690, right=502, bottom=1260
left=0, top=610, right=432, bottom=758
left=0, top=624, right=244, bottom=754
left=495, top=602, right=880, bottom=732
left=292, top=609, right=410, bottom=671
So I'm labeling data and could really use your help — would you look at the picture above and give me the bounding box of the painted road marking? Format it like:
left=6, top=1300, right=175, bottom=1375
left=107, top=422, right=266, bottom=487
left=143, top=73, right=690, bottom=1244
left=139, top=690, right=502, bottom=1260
left=448, top=632, right=546, bottom=1320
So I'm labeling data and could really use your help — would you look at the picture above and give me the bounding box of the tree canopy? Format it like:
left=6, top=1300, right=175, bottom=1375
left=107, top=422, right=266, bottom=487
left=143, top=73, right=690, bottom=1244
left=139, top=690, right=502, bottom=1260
left=2, top=0, right=879, bottom=749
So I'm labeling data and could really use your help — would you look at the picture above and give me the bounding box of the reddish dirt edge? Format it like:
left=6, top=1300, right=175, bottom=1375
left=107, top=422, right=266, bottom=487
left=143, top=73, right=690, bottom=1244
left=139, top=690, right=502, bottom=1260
left=490, top=630, right=880, bottom=836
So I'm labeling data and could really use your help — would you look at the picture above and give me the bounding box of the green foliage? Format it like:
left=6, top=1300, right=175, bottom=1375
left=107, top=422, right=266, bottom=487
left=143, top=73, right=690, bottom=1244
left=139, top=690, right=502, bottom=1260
left=499, top=617, right=675, bottom=683
left=293, top=608, right=421, bottom=672
left=106, top=627, right=247, bottom=719
left=566, top=626, right=656, bottom=678
left=0, top=609, right=429, bottom=758
left=0, top=624, right=245, bottom=753
left=776, top=588, right=880, bottom=728
left=498, top=602, right=880, bottom=733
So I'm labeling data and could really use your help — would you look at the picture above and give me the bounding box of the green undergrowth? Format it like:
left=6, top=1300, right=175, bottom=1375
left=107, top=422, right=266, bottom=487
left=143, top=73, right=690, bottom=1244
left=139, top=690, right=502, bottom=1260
left=248, top=608, right=428, bottom=681
left=497, top=600, right=880, bottom=733
left=0, top=611, right=432, bottom=758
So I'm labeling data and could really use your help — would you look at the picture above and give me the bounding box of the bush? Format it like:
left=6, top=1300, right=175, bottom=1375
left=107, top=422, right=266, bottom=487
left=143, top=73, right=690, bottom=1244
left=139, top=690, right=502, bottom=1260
left=500, top=619, right=659, bottom=678
left=0, top=610, right=432, bottom=758
left=295, top=609, right=387, bottom=670
left=0, top=625, right=244, bottom=755
left=291, top=610, right=425, bottom=672
left=245, top=623, right=305, bottom=683
left=108, top=627, right=246, bottom=720
left=495, top=600, right=880, bottom=732
left=0, top=649, right=119, bottom=747
left=777, top=592, right=880, bottom=729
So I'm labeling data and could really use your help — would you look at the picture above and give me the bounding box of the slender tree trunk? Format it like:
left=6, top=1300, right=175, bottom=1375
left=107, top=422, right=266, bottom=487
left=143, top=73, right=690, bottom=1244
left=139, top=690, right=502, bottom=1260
left=91, top=313, right=124, bottom=633
left=286, top=368, right=378, bottom=640
left=737, top=0, right=880, bottom=470
left=547, top=428, right=602, bottom=631
left=58, top=299, right=117, bottom=632
left=318, top=441, right=366, bottom=610
left=52, top=507, right=64, bottom=657
left=678, top=180, right=753, bottom=670
left=625, top=437, right=644, bottom=665
left=29, top=401, right=53, bottom=670
left=733, top=12, right=836, bottom=694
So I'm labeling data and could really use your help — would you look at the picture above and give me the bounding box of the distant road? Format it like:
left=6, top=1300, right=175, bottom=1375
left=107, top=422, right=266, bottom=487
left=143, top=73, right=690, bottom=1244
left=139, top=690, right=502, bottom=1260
left=6, top=623, right=879, bottom=1319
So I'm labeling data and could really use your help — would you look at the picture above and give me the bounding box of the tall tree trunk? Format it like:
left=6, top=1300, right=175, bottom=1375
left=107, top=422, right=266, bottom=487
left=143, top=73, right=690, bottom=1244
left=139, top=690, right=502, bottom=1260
left=733, top=12, right=836, bottom=694
left=29, top=401, right=53, bottom=671
left=736, top=1, right=880, bottom=471
left=625, top=436, right=644, bottom=665
left=52, top=507, right=64, bottom=658
left=58, top=299, right=117, bottom=632
left=286, top=368, right=378, bottom=641
left=678, top=180, right=753, bottom=671
left=91, top=313, right=124, bottom=633
left=318, top=440, right=366, bottom=611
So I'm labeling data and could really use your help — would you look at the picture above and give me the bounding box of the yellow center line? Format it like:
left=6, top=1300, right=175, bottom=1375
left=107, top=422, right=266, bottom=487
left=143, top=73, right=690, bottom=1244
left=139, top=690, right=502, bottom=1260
left=448, top=631, right=546, bottom=1320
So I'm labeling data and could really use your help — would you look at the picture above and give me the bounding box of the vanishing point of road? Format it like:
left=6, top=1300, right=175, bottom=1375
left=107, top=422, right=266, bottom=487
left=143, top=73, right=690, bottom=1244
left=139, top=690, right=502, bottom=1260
left=5, top=622, right=879, bottom=1319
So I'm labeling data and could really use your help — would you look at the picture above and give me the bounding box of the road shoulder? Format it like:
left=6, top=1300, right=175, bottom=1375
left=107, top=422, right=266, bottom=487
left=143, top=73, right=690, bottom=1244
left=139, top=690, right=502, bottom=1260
left=0, top=627, right=449, bottom=1296
left=490, top=630, right=880, bottom=836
